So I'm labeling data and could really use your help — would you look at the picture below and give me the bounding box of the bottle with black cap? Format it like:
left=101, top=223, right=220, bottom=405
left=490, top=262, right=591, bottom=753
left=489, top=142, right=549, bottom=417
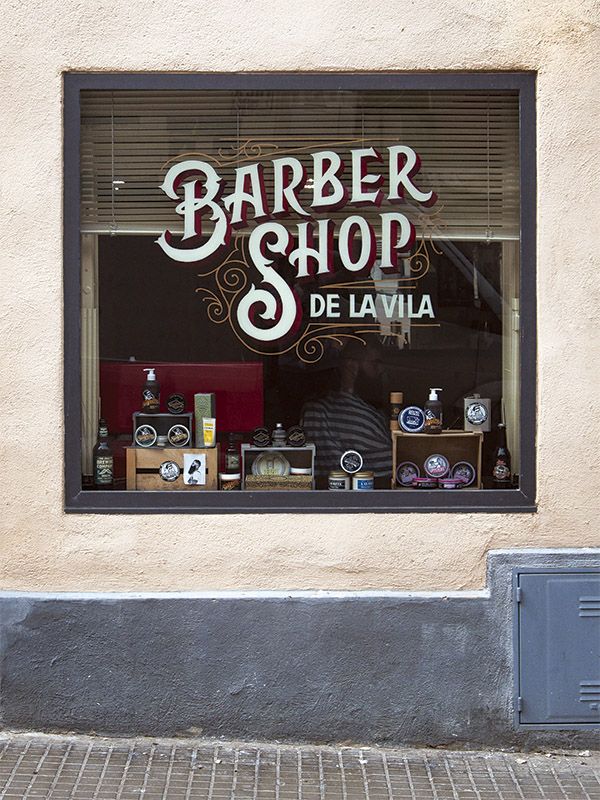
left=492, top=423, right=512, bottom=486
left=93, top=418, right=114, bottom=490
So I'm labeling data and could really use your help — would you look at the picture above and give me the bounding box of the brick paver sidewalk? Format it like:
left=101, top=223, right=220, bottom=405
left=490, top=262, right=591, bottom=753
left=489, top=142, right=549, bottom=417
left=0, top=732, right=598, bottom=799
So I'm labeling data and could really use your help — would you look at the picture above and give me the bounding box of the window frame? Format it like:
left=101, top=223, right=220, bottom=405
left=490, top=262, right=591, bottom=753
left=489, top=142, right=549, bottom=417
left=64, top=71, right=537, bottom=514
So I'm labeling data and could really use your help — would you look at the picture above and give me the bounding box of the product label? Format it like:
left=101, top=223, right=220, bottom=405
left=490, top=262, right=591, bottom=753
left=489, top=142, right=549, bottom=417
left=328, top=477, right=349, bottom=490
left=226, top=453, right=241, bottom=471
left=95, top=455, right=113, bottom=484
left=466, top=402, right=488, bottom=425
left=159, top=461, right=180, bottom=482
left=354, top=477, right=374, bottom=490
left=493, top=461, right=511, bottom=481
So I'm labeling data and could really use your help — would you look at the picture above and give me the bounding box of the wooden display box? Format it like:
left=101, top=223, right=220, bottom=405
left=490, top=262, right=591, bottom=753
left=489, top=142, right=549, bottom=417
left=126, top=446, right=219, bottom=490
left=392, top=431, right=483, bottom=489
left=241, top=444, right=316, bottom=490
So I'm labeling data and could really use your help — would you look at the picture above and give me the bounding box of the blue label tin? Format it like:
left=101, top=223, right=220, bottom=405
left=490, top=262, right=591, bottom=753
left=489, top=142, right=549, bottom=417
left=399, top=406, right=425, bottom=433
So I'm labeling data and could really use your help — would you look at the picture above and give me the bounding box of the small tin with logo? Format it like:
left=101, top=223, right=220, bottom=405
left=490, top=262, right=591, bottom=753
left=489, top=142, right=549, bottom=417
left=423, top=453, right=450, bottom=478
left=252, top=426, right=271, bottom=448
left=439, top=477, right=465, bottom=489
left=159, top=461, right=180, bottom=482
left=450, top=461, right=476, bottom=487
left=353, top=471, right=374, bottom=490
left=396, top=461, right=420, bottom=487
left=328, top=471, right=350, bottom=490
left=167, top=424, right=190, bottom=447
left=413, top=477, right=438, bottom=489
left=286, top=425, right=306, bottom=447
left=464, top=395, right=491, bottom=432
left=340, top=450, right=363, bottom=474
left=399, top=406, right=425, bottom=433
left=167, top=393, right=186, bottom=414
left=134, top=424, right=157, bottom=448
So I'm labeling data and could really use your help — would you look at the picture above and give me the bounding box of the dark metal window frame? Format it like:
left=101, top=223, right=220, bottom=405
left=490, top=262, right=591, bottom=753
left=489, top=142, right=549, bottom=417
left=64, top=71, right=537, bottom=514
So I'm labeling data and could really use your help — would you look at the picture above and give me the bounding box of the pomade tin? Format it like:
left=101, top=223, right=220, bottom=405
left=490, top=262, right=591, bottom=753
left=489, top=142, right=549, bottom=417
left=167, top=393, right=185, bottom=414
left=396, top=461, right=420, bottom=487
left=450, top=461, right=476, bottom=487
left=413, top=477, right=438, bottom=489
left=287, top=425, right=306, bottom=447
left=438, top=477, right=465, bottom=489
left=340, top=450, right=363, bottom=474
left=328, top=471, right=350, bottom=490
left=353, top=471, right=374, bottom=490
left=423, top=453, right=450, bottom=478
left=399, top=406, right=425, bottom=433
left=134, top=424, right=157, bottom=448
left=167, top=424, right=190, bottom=447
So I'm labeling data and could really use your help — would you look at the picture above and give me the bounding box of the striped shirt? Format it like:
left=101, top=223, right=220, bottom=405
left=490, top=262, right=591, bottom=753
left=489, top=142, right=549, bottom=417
left=301, top=391, right=393, bottom=478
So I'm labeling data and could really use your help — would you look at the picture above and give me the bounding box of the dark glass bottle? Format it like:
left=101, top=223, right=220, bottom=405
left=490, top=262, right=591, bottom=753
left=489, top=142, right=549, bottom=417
left=93, top=418, right=114, bottom=489
left=225, top=433, right=240, bottom=472
left=492, top=423, right=512, bottom=486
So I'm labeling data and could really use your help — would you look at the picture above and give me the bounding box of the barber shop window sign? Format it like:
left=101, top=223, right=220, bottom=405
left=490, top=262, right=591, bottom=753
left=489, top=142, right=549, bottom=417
left=156, top=145, right=440, bottom=362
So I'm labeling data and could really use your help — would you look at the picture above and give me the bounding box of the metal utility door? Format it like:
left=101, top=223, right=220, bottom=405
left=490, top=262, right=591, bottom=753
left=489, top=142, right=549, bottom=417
left=517, top=571, right=600, bottom=726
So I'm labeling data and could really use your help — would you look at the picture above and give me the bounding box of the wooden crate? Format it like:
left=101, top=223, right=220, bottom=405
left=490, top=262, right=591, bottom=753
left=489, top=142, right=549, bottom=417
left=392, top=431, right=483, bottom=489
left=126, top=446, right=219, bottom=490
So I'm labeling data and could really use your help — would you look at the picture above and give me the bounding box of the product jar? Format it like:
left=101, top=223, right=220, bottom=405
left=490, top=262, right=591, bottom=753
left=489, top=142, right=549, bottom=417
left=412, top=477, right=438, bottom=489
left=219, top=472, right=241, bottom=491
left=352, top=471, right=374, bottom=490
left=328, top=471, right=350, bottom=490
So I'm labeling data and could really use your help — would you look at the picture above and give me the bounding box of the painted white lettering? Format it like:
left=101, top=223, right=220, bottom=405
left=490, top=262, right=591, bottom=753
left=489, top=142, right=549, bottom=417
left=350, top=148, right=383, bottom=206
left=289, top=220, right=334, bottom=278
left=339, top=216, right=375, bottom=273
left=311, top=151, right=347, bottom=209
left=272, top=157, right=309, bottom=217
left=388, top=145, right=436, bottom=205
left=236, top=222, right=298, bottom=342
left=223, top=163, right=269, bottom=226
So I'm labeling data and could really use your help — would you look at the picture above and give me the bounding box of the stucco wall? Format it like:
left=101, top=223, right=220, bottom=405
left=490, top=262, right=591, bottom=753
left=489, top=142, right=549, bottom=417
left=0, top=0, right=598, bottom=591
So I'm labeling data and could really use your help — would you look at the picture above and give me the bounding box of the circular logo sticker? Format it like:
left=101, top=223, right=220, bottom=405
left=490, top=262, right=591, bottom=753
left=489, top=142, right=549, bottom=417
left=159, top=461, right=181, bottom=482
left=466, top=402, right=488, bottom=425
left=399, top=406, right=425, bottom=433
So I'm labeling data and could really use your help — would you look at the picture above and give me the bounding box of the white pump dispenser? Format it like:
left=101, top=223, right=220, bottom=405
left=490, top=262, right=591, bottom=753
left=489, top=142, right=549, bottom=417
left=428, top=387, right=442, bottom=401
left=143, top=368, right=156, bottom=381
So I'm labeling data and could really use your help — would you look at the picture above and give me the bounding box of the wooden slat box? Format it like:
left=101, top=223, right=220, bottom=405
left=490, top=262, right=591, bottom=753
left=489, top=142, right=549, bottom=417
left=126, top=446, right=219, bottom=490
left=392, top=431, right=483, bottom=489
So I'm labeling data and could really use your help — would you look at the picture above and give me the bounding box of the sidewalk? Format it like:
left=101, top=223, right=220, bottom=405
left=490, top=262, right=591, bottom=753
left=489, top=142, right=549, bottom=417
left=0, top=732, right=598, bottom=799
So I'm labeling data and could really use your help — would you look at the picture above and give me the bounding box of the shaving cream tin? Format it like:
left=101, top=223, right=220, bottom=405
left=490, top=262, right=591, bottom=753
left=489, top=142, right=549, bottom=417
left=399, top=406, right=425, bottom=433
left=396, top=461, right=420, bottom=487
left=134, top=424, right=157, bottom=448
left=423, top=453, right=450, bottom=478
left=340, top=450, right=363, bottom=474
left=159, top=461, right=180, bottom=482
left=450, top=461, right=476, bottom=487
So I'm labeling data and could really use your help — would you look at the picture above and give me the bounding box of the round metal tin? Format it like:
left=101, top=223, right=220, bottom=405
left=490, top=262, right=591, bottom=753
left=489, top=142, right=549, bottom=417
left=167, top=393, right=186, bottom=414
left=396, top=461, right=420, bottom=487
left=399, top=406, right=425, bottom=433
left=423, top=453, right=450, bottom=478
left=438, top=477, right=465, bottom=489
left=159, top=461, right=180, bottom=482
left=252, top=426, right=271, bottom=448
left=412, top=477, right=438, bottom=489
left=286, top=425, right=306, bottom=447
left=167, top=424, right=190, bottom=447
left=340, top=450, right=363, bottom=474
left=352, top=471, right=374, bottom=490
left=251, top=451, right=291, bottom=477
left=450, top=461, right=476, bottom=487
left=134, top=424, right=157, bottom=448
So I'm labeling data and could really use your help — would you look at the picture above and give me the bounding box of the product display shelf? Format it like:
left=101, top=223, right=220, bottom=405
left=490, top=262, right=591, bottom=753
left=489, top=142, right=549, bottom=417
left=241, top=444, right=316, bottom=490
left=126, top=445, right=220, bottom=490
left=392, top=430, right=483, bottom=489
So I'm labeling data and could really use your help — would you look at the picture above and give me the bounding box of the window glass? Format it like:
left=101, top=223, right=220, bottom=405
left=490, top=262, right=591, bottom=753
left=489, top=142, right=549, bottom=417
left=79, top=88, right=520, bottom=496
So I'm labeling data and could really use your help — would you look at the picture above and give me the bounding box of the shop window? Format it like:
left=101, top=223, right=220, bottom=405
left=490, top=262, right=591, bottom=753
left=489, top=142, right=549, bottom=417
left=64, top=73, right=536, bottom=512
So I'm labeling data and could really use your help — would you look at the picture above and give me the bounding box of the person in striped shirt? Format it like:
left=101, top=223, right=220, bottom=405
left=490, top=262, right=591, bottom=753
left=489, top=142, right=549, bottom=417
left=301, top=340, right=393, bottom=488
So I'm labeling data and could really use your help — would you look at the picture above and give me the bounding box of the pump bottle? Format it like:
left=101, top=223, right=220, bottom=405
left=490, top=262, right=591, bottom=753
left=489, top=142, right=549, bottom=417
left=142, top=367, right=160, bottom=413
left=424, top=387, right=443, bottom=434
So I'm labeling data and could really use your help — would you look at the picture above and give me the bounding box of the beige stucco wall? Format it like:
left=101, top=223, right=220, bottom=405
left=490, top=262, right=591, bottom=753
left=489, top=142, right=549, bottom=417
left=1, top=0, right=599, bottom=592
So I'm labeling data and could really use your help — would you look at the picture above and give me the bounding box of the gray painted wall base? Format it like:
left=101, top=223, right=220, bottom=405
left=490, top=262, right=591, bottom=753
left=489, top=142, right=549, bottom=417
left=1, top=549, right=598, bottom=750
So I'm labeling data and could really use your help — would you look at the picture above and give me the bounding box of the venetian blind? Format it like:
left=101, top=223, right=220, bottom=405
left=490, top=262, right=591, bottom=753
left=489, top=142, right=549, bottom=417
left=80, top=89, right=520, bottom=240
